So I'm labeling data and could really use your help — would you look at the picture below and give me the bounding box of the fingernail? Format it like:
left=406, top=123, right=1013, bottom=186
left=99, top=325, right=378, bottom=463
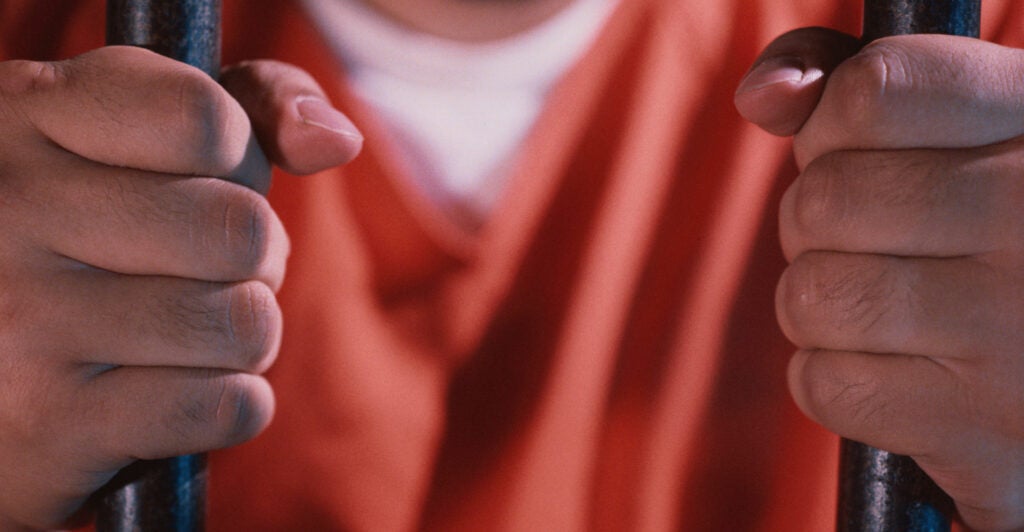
left=736, top=55, right=816, bottom=95
left=295, top=96, right=363, bottom=140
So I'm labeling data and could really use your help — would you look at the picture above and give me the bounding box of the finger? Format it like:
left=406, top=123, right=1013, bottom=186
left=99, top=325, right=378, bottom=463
left=11, top=149, right=288, bottom=288
left=80, top=367, right=274, bottom=464
left=0, top=46, right=269, bottom=190
left=787, top=347, right=965, bottom=457
left=776, top=252, right=1024, bottom=361
left=33, top=271, right=280, bottom=372
left=735, top=27, right=860, bottom=136
left=794, top=35, right=1024, bottom=166
left=220, top=60, right=363, bottom=175
left=779, top=140, right=1024, bottom=260
left=789, top=347, right=1024, bottom=532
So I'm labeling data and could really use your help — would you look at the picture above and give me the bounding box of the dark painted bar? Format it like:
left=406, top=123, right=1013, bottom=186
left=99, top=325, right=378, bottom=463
left=106, top=0, right=221, bottom=77
left=95, top=455, right=208, bottom=532
left=98, top=1, right=221, bottom=530
left=863, top=0, right=980, bottom=42
left=840, top=2, right=980, bottom=531
left=838, top=439, right=955, bottom=531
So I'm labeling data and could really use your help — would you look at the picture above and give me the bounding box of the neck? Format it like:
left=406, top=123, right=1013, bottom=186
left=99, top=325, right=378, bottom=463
left=357, top=0, right=578, bottom=42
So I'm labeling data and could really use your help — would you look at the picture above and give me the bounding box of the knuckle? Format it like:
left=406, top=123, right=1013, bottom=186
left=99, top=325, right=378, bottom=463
left=828, top=41, right=910, bottom=131
left=173, top=68, right=248, bottom=175
left=210, top=374, right=267, bottom=444
left=202, top=181, right=273, bottom=278
left=776, top=265, right=809, bottom=347
left=797, top=352, right=885, bottom=427
left=0, top=60, right=66, bottom=125
left=778, top=256, right=834, bottom=346
left=227, top=190, right=272, bottom=277
left=789, top=154, right=850, bottom=238
left=166, top=280, right=280, bottom=372
left=225, top=282, right=281, bottom=373
left=0, top=59, right=66, bottom=96
left=779, top=254, right=901, bottom=346
left=172, top=372, right=271, bottom=448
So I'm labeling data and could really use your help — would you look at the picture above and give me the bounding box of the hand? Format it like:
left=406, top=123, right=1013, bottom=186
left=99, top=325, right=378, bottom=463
left=0, top=46, right=361, bottom=530
left=737, top=30, right=1024, bottom=530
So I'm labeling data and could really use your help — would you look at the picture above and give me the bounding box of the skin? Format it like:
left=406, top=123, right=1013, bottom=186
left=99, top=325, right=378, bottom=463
left=0, top=48, right=361, bottom=530
left=736, top=29, right=1024, bottom=530
left=0, top=2, right=1022, bottom=530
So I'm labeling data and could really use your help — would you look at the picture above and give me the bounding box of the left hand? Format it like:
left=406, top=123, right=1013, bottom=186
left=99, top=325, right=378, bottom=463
left=737, top=29, right=1024, bottom=531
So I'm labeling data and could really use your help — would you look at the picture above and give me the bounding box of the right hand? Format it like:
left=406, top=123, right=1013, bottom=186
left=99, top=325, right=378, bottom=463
left=0, top=46, right=361, bottom=530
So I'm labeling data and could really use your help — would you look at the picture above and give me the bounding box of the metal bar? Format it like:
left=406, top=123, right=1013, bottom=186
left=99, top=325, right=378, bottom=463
left=839, top=2, right=981, bottom=531
left=98, top=1, right=221, bottom=530
left=106, top=0, right=221, bottom=76
left=95, top=455, right=208, bottom=532
left=838, top=438, right=955, bottom=531
left=862, top=0, right=980, bottom=42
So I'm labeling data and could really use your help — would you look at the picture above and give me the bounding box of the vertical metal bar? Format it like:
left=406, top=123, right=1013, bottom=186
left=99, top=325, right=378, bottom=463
left=96, top=455, right=208, bottom=532
left=838, top=439, right=955, bottom=531
left=839, top=2, right=981, bottom=531
left=862, top=0, right=981, bottom=42
left=106, top=0, right=221, bottom=76
left=98, top=1, right=221, bottom=530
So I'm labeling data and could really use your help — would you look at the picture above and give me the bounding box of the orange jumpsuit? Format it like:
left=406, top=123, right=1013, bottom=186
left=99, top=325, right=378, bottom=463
left=3, top=0, right=1024, bottom=529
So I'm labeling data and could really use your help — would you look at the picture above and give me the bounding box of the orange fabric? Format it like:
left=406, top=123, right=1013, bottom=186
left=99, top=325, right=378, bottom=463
left=4, top=0, right=1024, bottom=530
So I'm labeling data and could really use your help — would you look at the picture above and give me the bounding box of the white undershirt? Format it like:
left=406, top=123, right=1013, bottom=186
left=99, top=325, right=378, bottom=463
left=301, top=0, right=618, bottom=219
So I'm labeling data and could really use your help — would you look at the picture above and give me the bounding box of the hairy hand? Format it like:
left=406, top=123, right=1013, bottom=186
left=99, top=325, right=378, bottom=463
left=738, top=29, right=1024, bottom=531
left=0, top=46, right=360, bottom=530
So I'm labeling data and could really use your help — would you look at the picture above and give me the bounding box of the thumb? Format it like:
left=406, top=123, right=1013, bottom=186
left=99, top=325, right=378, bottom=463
left=220, top=60, right=363, bottom=176
left=735, top=27, right=860, bottom=137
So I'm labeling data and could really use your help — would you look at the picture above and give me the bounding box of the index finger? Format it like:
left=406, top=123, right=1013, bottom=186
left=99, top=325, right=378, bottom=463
left=0, top=46, right=269, bottom=191
left=794, top=35, right=1024, bottom=167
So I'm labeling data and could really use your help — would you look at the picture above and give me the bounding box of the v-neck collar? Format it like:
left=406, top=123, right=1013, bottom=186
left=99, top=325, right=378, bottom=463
left=246, top=0, right=650, bottom=355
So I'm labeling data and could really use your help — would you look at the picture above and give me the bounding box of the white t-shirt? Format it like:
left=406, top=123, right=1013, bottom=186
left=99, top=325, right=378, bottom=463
left=301, top=0, right=618, bottom=222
